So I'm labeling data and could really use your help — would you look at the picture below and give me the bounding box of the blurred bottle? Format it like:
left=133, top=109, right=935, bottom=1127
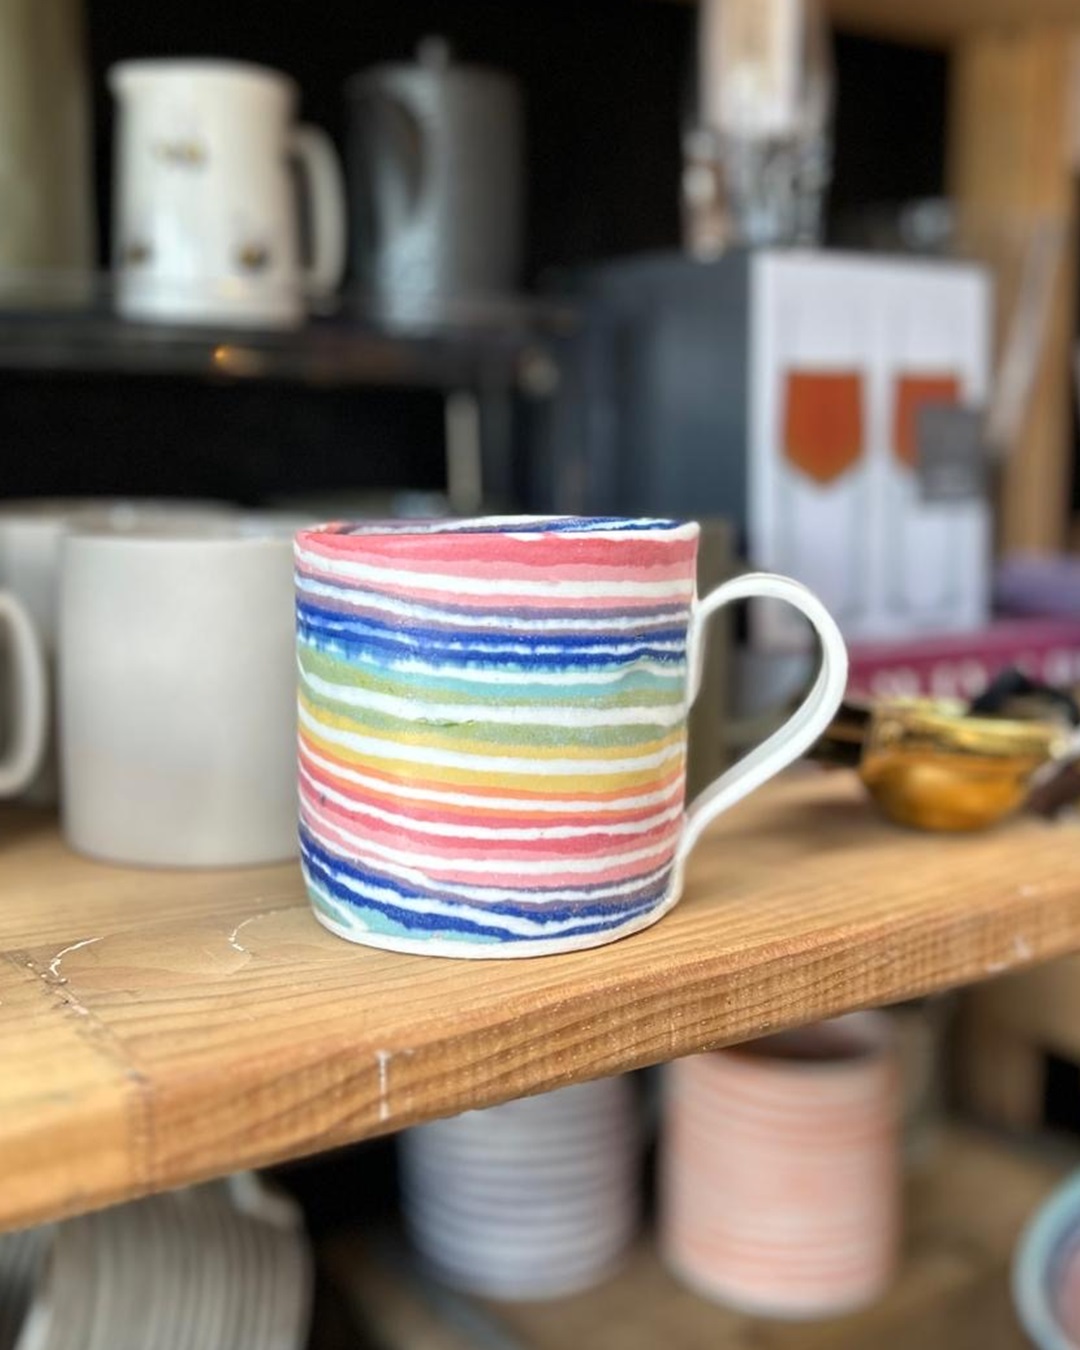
left=685, top=0, right=833, bottom=253
left=0, top=0, right=95, bottom=306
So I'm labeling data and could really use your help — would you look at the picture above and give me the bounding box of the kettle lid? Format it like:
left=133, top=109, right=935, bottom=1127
left=416, top=36, right=453, bottom=71
left=345, top=35, right=518, bottom=96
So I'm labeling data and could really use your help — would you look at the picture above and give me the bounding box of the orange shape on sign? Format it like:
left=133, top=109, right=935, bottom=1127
left=782, top=370, right=865, bottom=486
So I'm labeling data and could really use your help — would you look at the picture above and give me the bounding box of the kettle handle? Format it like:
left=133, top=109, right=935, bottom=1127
left=292, top=124, right=348, bottom=299
left=352, top=88, right=427, bottom=237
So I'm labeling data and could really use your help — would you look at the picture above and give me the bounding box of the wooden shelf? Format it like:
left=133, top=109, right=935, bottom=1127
left=0, top=303, right=568, bottom=392
left=823, top=0, right=1080, bottom=45
left=4, top=772, right=1080, bottom=1235
left=324, top=1126, right=1077, bottom=1350
left=668, top=0, right=1080, bottom=47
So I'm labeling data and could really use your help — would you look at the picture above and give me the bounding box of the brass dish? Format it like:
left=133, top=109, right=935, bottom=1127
left=858, top=698, right=1067, bottom=832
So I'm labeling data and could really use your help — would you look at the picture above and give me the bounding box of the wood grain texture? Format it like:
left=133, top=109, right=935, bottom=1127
left=2, top=773, right=1080, bottom=1234
left=947, top=25, right=1079, bottom=553
left=324, top=1127, right=1073, bottom=1350
left=664, top=0, right=1080, bottom=46
left=824, top=0, right=1080, bottom=44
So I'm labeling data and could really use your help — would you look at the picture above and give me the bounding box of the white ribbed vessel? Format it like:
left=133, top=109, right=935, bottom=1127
left=399, top=1077, right=641, bottom=1300
left=11, top=1175, right=310, bottom=1350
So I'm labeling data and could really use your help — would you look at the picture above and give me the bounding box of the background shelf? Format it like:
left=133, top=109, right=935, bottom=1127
left=0, top=292, right=572, bottom=391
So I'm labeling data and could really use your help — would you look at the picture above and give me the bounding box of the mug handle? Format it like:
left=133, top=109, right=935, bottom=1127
left=292, top=125, right=348, bottom=299
left=0, top=591, right=48, bottom=797
left=676, top=572, right=849, bottom=867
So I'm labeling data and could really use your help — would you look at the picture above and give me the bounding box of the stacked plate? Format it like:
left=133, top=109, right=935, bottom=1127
left=0, top=1227, right=51, bottom=1350
left=12, top=1174, right=311, bottom=1350
left=399, top=1077, right=642, bottom=1301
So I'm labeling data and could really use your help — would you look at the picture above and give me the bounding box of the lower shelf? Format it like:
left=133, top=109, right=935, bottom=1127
left=321, top=1126, right=1076, bottom=1350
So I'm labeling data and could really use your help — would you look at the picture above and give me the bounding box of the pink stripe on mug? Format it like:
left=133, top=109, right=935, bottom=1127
left=660, top=1012, right=900, bottom=1319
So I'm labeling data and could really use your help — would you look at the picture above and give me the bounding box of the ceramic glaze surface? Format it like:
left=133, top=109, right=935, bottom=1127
left=12, top=1175, right=311, bottom=1350
left=660, top=1013, right=900, bottom=1319
left=296, top=516, right=848, bottom=957
left=297, top=517, right=700, bottom=955
left=1059, top=1241, right=1080, bottom=1346
left=399, top=1077, right=640, bottom=1300
left=61, top=524, right=299, bottom=867
left=0, top=499, right=236, bottom=804
left=111, top=60, right=346, bottom=329
left=1013, top=1169, right=1080, bottom=1350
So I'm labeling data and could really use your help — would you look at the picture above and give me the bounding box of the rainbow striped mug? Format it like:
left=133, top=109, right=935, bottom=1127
left=295, top=518, right=848, bottom=958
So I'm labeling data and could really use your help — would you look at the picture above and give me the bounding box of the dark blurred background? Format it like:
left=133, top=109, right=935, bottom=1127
left=2, top=2, right=948, bottom=504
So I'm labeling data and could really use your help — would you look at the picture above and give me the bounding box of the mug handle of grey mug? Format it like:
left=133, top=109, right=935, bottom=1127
left=676, top=573, right=849, bottom=866
left=292, top=125, right=348, bottom=299
left=0, top=590, right=48, bottom=797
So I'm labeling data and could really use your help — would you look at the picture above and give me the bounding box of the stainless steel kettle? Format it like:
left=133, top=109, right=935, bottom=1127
left=345, top=37, right=523, bottom=324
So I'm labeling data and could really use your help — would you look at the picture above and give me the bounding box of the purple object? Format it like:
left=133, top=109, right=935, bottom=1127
left=996, top=554, right=1080, bottom=618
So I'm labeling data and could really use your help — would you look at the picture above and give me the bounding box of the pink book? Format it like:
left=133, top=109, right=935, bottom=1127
left=847, top=618, right=1080, bottom=701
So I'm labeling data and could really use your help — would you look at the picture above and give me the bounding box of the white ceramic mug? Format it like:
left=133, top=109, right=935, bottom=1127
left=0, top=499, right=235, bottom=804
left=0, top=590, right=46, bottom=798
left=60, top=518, right=299, bottom=867
left=110, top=59, right=347, bottom=329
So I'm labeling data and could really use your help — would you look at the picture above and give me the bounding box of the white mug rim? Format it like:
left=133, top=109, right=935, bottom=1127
left=109, top=58, right=297, bottom=102
left=297, top=516, right=700, bottom=546
left=61, top=516, right=304, bottom=547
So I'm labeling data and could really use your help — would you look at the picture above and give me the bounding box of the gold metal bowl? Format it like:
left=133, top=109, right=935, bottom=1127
left=858, top=699, right=1068, bottom=832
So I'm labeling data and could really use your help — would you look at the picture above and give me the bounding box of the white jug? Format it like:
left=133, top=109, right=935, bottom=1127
left=110, top=59, right=346, bottom=329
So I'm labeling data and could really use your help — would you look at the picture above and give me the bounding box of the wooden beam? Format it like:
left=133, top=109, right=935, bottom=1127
left=824, top=0, right=1080, bottom=46
left=948, top=26, right=1079, bottom=553
left=667, top=0, right=1080, bottom=49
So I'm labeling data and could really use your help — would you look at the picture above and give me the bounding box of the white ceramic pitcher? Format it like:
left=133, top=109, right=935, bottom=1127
left=110, top=59, right=346, bottom=329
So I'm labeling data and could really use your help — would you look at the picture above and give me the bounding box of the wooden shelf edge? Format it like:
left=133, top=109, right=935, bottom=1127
left=3, top=774, right=1080, bottom=1233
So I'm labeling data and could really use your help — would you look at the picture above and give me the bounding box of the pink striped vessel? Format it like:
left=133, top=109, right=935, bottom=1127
left=660, top=1013, right=901, bottom=1318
